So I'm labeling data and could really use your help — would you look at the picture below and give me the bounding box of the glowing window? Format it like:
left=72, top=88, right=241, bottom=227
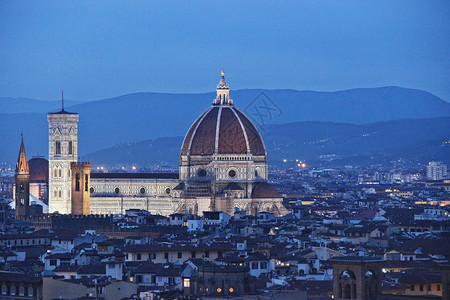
left=183, top=278, right=190, bottom=288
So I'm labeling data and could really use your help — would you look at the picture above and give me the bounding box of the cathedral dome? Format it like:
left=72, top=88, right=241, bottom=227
left=29, top=157, right=49, bottom=183
left=181, top=106, right=266, bottom=156
left=251, top=182, right=280, bottom=198
left=180, top=71, right=265, bottom=157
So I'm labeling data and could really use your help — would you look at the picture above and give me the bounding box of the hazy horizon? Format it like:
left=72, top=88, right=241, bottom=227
left=1, top=1, right=449, bottom=101
left=3, top=85, right=450, bottom=104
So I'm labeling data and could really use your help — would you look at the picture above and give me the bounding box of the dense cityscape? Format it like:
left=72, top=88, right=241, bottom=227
left=0, top=101, right=449, bottom=299
left=1, top=2, right=449, bottom=300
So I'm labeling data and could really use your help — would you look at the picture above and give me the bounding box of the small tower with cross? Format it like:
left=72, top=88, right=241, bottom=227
left=15, top=135, right=31, bottom=220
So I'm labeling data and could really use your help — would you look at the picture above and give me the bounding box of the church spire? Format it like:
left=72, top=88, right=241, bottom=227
left=61, top=90, right=65, bottom=112
left=213, top=69, right=233, bottom=105
left=16, top=134, right=29, bottom=175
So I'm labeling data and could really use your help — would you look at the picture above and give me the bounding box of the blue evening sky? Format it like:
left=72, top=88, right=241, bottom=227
left=0, top=1, right=449, bottom=101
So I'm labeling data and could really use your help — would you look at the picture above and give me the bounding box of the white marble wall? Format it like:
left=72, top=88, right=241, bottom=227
left=48, top=113, right=79, bottom=214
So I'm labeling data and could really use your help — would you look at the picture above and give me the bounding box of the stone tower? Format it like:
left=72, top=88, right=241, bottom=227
left=70, top=162, right=91, bottom=215
left=440, top=263, right=450, bottom=300
left=48, top=99, right=79, bottom=214
left=329, top=257, right=383, bottom=300
left=15, top=136, right=30, bottom=220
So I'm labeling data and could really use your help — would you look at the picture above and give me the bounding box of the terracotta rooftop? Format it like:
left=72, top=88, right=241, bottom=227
left=251, top=182, right=280, bottom=198
left=181, top=106, right=266, bottom=156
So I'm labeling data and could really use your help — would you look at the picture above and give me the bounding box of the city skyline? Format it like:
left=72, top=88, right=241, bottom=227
left=0, top=2, right=449, bottom=299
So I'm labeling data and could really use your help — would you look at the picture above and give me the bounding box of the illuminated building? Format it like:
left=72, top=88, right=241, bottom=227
left=47, top=101, right=79, bottom=214
left=47, top=72, right=288, bottom=217
left=426, top=161, right=448, bottom=181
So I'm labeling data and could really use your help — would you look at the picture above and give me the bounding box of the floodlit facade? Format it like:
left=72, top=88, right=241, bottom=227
left=48, top=72, right=288, bottom=217
left=48, top=107, right=79, bottom=214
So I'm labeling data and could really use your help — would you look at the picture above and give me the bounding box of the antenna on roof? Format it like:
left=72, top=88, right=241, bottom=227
left=61, top=90, right=64, bottom=112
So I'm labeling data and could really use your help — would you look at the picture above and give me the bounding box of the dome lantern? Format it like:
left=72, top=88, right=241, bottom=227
left=181, top=70, right=266, bottom=158
left=213, top=69, right=233, bottom=105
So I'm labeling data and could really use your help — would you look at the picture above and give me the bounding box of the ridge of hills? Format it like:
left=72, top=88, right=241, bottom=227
left=82, top=117, right=450, bottom=167
left=1, top=86, right=449, bottom=165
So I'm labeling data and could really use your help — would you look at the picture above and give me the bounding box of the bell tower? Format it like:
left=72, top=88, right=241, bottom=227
left=15, top=135, right=30, bottom=220
left=70, top=162, right=91, bottom=215
left=330, top=257, right=383, bottom=300
left=48, top=93, right=79, bottom=214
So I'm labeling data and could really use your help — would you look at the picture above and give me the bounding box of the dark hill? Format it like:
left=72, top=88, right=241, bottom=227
left=0, top=97, right=81, bottom=114
left=1, top=86, right=449, bottom=164
left=81, top=117, right=450, bottom=167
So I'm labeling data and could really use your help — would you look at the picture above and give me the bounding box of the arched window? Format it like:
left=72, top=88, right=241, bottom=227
left=55, top=141, right=61, bottom=155
left=85, top=174, right=89, bottom=191
left=27, top=286, right=33, bottom=297
left=58, top=169, right=62, bottom=177
left=75, top=173, right=80, bottom=191
left=68, top=141, right=73, bottom=155
left=344, top=284, right=351, bottom=299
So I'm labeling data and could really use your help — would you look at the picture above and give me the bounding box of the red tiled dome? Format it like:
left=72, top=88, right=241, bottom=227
left=181, top=106, right=266, bottom=156
left=251, top=182, right=280, bottom=198
left=29, top=157, right=49, bottom=183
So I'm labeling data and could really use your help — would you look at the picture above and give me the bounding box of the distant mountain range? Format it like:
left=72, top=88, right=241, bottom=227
left=82, top=117, right=450, bottom=167
left=1, top=86, right=449, bottom=165
left=0, top=97, right=81, bottom=114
